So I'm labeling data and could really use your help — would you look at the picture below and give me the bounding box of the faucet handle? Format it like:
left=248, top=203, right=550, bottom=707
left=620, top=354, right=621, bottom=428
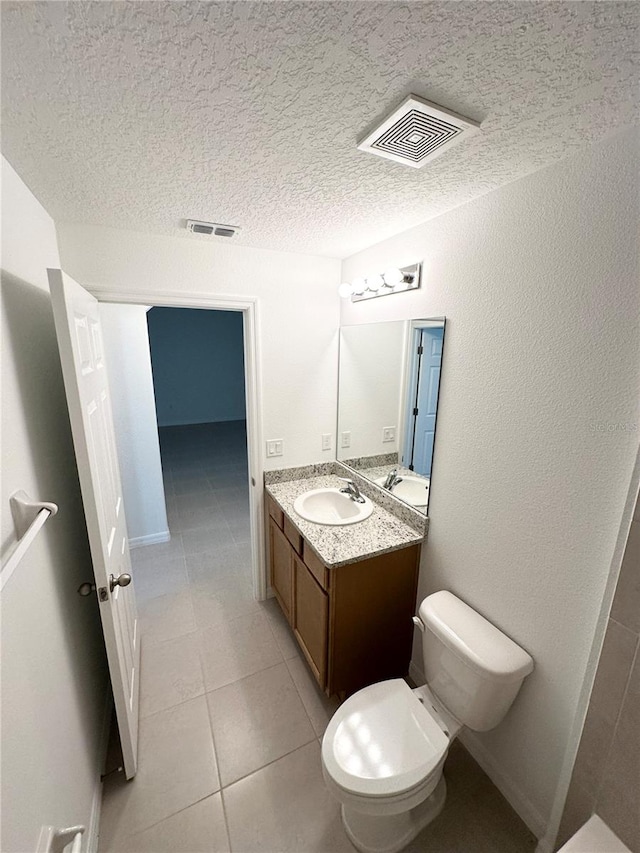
left=337, top=477, right=366, bottom=503
left=338, top=477, right=360, bottom=491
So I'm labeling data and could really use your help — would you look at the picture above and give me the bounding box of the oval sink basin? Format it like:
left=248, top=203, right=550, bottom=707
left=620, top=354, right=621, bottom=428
left=374, top=474, right=429, bottom=509
left=293, top=488, right=373, bottom=526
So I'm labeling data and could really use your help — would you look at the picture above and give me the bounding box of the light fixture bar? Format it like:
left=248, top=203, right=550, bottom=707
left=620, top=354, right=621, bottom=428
left=347, top=262, right=422, bottom=302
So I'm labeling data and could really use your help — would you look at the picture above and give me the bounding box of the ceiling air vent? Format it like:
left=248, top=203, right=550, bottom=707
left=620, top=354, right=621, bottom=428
left=186, top=220, right=240, bottom=237
left=358, top=94, right=480, bottom=169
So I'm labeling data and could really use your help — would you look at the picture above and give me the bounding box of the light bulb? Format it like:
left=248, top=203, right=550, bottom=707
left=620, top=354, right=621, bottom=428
left=351, top=277, right=366, bottom=295
left=383, top=267, right=404, bottom=287
left=338, top=282, right=353, bottom=298
left=367, top=274, right=384, bottom=292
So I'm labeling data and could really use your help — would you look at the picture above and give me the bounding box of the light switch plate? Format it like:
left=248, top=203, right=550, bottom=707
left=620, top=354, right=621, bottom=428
left=266, top=439, right=284, bottom=457
left=341, top=431, right=351, bottom=449
left=382, top=426, right=396, bottom=443
left=321, top=433, right=332, bottom=451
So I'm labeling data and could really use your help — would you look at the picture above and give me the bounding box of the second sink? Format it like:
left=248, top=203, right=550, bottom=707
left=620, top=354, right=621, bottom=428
left=374, top=474, right=429, bottom=509
left=293, top=488, right=373, bottom=526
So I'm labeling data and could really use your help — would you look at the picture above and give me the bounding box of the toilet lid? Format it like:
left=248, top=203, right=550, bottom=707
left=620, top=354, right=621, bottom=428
left=322, top=679, right=449, bottom=798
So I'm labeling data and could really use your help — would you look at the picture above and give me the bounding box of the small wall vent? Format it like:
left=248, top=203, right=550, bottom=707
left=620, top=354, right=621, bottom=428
left=186, top=220, right=240, bottom=237
left=358, top=94, right=480, bottom=169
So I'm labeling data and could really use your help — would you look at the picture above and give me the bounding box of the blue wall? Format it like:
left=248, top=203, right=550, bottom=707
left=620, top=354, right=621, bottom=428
left=147, top=307, right=246, bottom=427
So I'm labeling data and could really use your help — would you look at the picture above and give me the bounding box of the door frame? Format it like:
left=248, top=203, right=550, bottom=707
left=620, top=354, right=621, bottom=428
left=91, top=288, right=266, bottom=600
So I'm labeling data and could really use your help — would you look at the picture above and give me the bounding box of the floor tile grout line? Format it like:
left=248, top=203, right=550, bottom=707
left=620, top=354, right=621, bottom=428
left=174, top=423, right=248, bottom=853
left=263, top=612, right=326, bottom=738
left=283, top=653, right=339, bottom=740
left=111, top=790, right=226, bottom=848
left=218, top=736, right=320, bottom=795
left=217, top=785, right=234, bottom=853
left=138, top=619, right=294, bottom=722
left=196, top=664, right=315, bottom=840
left=203, top=659, right=287, bottom=703
left=139, top=686, right=206, bottom=723
left=113, top=425, right=254, bottom=850
left=199, top=642, right=288, bottom=696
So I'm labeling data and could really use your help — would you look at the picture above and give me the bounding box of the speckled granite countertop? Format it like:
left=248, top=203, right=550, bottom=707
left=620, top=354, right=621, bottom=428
left=266, top=473, right=423, bottom=569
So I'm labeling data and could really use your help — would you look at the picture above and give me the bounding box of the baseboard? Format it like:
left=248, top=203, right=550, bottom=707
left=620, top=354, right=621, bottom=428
left=459, top=729, right=546, bottom=840
left=128, top=530, right=170, bottom=549
left=87, top=689, right=113, bottom=853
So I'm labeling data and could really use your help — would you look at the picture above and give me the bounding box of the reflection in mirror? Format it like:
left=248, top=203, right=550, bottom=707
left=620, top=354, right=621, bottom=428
left=337, top=318, right=445, bottom=516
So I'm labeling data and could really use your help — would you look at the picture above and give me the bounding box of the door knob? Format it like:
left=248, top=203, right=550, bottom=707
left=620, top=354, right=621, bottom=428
left=78, top=582, right=96, bottom=597
left=109, top=573, right=132, bottom=592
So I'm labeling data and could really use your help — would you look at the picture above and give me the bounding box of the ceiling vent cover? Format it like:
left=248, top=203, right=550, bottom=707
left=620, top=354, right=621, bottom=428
left=358, top=94, right=480, bottom=169
left=186, top=219, right=240, bottom=237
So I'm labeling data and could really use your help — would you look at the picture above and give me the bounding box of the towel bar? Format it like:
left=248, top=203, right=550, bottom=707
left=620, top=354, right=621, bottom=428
left=1, top=491, right=58, bottom=592
left=36, top=824, right=84, bottom=853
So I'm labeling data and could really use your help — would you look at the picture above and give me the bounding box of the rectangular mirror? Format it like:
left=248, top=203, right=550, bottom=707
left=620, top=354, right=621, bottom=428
left=337, top=317, right=446, bottom=516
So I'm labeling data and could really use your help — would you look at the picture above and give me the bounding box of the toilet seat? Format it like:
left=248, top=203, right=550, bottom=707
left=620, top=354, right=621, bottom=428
left=322, top=679, right=449, bottom=800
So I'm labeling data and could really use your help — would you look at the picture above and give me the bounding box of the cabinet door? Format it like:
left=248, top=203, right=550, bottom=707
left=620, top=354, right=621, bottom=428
left=293, top=555, right=328, bottom=688
left=328, top=545, right=420, bottom=696
left=269, top=517, right=293, bottom=624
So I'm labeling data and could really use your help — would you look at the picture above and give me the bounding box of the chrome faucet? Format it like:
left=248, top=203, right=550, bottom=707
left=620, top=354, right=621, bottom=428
left=383, top=468, right=403, bottom=491
left=338, top=477, right=366, bottom=504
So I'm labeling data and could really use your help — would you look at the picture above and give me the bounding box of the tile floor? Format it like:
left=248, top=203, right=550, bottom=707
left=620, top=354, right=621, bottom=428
left=98, top=421, right=537, bottom=853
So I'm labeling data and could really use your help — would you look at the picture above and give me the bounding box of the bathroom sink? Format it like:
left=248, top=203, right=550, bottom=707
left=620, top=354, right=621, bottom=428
left=374, top=474, right=429, bottom=509
left=293, top=488, right=373, bottom=526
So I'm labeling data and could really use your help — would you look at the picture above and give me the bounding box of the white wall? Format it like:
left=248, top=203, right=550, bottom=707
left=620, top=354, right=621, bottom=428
left=56, top=226, right=342, bottom=469
left=99, top=303, right=168, bottom=546
left=1, top=158, right=109, bottom=852
left=337, top=321, right=405, bottom=459
left=341, top=128, right=640, bottom=838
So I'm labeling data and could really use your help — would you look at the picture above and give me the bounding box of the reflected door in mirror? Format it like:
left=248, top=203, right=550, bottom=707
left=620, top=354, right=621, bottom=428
left=403, top=325, right=443, bottom=477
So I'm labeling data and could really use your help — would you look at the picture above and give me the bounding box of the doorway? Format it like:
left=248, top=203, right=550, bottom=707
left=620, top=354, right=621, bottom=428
left=141, top=306, right=252, bottom=615
left=95, top=289, right=265, bottom=600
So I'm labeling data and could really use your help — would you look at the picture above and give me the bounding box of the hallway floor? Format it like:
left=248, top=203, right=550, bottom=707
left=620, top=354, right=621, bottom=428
left=98, top=421, right=537, bottom=853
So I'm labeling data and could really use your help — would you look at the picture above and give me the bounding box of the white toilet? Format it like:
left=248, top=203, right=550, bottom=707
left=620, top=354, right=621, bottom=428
left=321, top=591, right=534, bottom=853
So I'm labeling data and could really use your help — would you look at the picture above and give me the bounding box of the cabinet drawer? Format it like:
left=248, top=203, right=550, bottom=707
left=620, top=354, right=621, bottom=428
left=303, top=542, right=328, bottom=590
left=267, top=494, right=284, bottom=529
left=284, top=514, right=303, bottom=555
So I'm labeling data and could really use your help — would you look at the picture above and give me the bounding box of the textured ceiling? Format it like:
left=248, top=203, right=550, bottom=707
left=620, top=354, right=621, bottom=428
left=2, top=1, right=639, bottom=258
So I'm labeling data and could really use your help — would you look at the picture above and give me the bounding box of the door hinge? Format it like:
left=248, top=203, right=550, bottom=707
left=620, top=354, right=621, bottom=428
left=413, top=407, right=419, bottom=416
left=98, top=587, right=108, bottom=602
left=417, top=345, right=424, bottom=355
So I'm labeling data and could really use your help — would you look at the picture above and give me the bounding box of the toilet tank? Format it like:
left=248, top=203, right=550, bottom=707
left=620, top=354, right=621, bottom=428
left=419, top=591, right=534, bottom=732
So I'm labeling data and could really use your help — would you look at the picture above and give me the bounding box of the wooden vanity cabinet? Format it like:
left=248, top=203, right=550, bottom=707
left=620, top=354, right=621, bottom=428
left=266, top=493, right=420, bottom=698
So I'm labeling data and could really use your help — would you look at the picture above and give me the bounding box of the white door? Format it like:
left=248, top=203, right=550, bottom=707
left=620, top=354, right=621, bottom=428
left=48, top=268, right=140, bottom=779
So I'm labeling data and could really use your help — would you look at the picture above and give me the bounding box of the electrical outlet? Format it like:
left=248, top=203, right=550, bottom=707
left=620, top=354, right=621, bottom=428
left=382, top=426, right=396, bottom=443
left=321, top=433, right=332, bottom=451
left=266, top=439, right=283, bottom=457
left=341, top=431, right=351, bottom=449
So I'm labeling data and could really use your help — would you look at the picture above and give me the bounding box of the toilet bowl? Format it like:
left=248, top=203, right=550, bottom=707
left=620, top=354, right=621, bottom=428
left=321, top=591, right=534, bottom=853
left=322, top=678, right=459, bottom=853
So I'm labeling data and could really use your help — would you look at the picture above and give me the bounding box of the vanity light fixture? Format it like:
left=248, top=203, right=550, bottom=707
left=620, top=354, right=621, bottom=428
left=339, top=262, right=422, bottom=302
